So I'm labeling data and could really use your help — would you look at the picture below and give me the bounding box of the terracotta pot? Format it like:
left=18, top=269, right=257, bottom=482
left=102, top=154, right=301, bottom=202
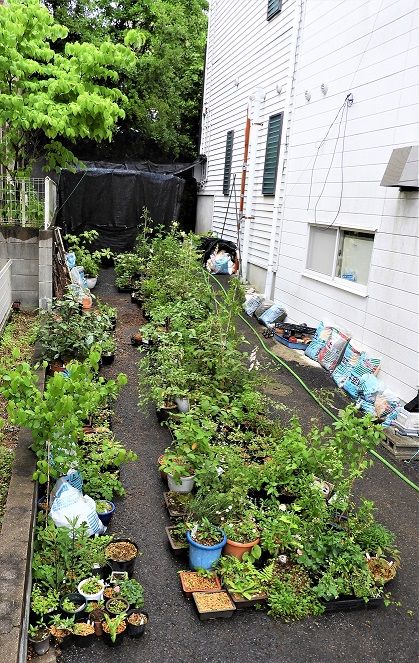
left=82, top=295, right=92, bottom=310
left=223, top=537, right=260, bottom=559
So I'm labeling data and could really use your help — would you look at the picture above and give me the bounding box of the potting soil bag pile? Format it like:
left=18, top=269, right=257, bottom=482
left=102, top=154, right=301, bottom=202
left=258, top=304, right=287, bottom=327
left=244, top=293, right=263, bottom=317
left=254, top=300, right=273, bottom=320
left=50, top=481, right=105, bottom=536
left=318, top=328, right=350, bottom=372
left=305, top=322, right=332, bottom=360
left=206, top=249, right=238, bottom=274
left=199, top=236, right=238, bottom=265
left=356, top=374, right=401, bottom=426
left=341, top=352, right=381, bottom=399
left=332, top=341, right=363, bottom=387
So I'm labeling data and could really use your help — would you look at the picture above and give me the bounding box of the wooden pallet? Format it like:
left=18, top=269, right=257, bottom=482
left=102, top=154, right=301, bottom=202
left=381, top=428, right=419, bottom=460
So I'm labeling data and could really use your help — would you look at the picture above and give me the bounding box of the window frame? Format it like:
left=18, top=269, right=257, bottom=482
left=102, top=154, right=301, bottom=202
left=262, top=112, right=284, bottom=196
left=267, top=0, right=283, bottom=21
left=222, top=130, right=234, bottom=196
left=303, top=225, right=375, bottom=297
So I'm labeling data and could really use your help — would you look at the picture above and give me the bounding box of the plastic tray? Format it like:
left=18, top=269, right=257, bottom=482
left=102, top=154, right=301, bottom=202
left=274, top=334, right=309, bottom=350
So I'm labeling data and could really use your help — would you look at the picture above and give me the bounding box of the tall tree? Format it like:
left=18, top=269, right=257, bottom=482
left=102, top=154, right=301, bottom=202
left=0, top=0, right=135, bottom=175
left=46, top=0, right=208, bottom=159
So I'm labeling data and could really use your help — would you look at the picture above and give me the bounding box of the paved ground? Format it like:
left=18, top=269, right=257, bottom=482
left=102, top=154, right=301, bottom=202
left=61, top=269, right=418, bottom=663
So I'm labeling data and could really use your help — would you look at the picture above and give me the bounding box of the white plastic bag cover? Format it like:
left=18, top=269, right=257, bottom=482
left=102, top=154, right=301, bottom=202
left=244, top=294, right=263, bottom=317
left=50, top=482, right=105, bottom=535
left=318, top=328, right=350, bottom=372
left=258, top=304, right=287, bottom=326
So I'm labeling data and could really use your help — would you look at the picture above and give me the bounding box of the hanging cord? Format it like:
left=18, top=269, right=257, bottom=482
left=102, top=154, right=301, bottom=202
left=314, top=95, right=352, bottom=229
left=209, top=273, right=419, bottom=493
left=220, top=173, right=236, bottom=239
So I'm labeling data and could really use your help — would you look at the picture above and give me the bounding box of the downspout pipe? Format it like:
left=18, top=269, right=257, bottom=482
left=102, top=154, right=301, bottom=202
left=241, top=87, right=265, bottom=282
left=264, top=0, right=303, bottom=299
left=240, top=112, right=251, bottom=215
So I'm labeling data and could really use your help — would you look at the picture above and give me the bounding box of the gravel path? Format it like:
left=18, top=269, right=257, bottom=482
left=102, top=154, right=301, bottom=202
left=60, top=268, right=418, bottom=663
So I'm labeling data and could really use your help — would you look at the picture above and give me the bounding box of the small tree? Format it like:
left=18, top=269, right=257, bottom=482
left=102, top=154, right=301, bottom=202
left=0, top=0, right=135, bottom=176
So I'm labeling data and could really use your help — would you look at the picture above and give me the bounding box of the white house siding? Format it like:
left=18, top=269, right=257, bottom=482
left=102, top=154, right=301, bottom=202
left=198, top=0, right=299, bottom=270
left=274, top=0, right=419, bottom=402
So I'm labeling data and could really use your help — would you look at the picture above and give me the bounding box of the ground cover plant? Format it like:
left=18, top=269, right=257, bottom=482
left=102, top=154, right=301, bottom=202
left=0, top=312, right=38, bottom=529
left=130, top=225, right=399, bottom=621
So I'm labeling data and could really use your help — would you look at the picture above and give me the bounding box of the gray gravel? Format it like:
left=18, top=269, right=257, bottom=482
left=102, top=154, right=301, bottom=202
left=60, top=268, right=418, bottom=663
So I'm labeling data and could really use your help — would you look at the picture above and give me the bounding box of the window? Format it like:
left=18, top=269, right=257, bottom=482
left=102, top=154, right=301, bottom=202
left=306, top=226, right=374, bottom=290
left=262, top=113, right=283, bottom=195
left=222, top=130, right=234, bottom=195
left=267, top=0, right=283, bottom=21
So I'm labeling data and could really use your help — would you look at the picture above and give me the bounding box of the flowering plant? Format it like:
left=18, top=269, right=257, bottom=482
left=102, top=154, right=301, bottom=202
left=223, top=517, right=259, bottom=544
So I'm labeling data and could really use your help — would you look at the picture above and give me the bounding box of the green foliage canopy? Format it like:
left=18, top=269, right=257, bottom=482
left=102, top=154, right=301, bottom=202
left=0, top=0, right=135, bottom=174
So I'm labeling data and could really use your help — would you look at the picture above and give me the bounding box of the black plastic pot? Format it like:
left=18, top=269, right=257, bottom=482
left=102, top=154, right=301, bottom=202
left=73, top=631, right=95, bottom=648
left=126, top=610, right=148, bottom=638
left=105, top=597, right=130, bottom=616
left=90, top=562, right=112, bottom=581
left=102, top=626, right=126, bottom=647
left=28, top=631, right=50, bottom=655
left=102, top=352, right=115, bottom=365
left=156, top=404, right=177, bottom=423
left=60, top=592, right=87, bottom=615
left=105, top=538, right=139, bottom=577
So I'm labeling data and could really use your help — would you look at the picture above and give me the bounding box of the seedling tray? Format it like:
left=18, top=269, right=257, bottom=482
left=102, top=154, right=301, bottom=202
left=165, top=526, right=188, bottom=557
left=274, top=334, right=309, bottom=350
left=163, top=492, right=192, bottom=519
left=323, top=596, right=383, bottom=612
left=229, top=592, right=268, bottom=609
left=192, top=591, right=236, bottom=620
left=179, top=571, right=221, bottom=597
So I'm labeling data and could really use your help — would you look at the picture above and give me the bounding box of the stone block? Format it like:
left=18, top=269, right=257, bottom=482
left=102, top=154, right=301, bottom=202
left=38, top=264, right=52, bottom=284
left=11, top=258, right=38, bottom=277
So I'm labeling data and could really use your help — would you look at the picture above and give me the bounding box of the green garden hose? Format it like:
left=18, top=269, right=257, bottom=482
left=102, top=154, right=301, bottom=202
left=210, top=273, right=419, bottom=492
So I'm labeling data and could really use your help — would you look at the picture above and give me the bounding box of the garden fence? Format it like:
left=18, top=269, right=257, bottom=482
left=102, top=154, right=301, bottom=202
left=0, top=176, right=57, bottom=229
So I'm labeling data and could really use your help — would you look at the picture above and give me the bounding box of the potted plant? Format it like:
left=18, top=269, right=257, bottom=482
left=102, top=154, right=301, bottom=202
left=223, top=517, right=260, bottom=559
left=165, top=522, right=189, bottom=556
left=126, top=610, right=148, bottom=638
left=101, top=336, right=116, bottom=365
left=163, top=491, right=193, bottom=518
left=187, top=518, right=226, bottom=570
left=72, top=621, right=95, bottom=648
left=161, top=452, right=195, bottom=493
left=105, top=538, right=139, bottom=576
left=77, top=576, right=105, bottom=602
left=179, top=570, right=222, bottom=597
left=105, top=597, right=130, bottom=615
left=49, top=614, right=75, bottom=649
left=88, top=607, right=106, bottom=636
left=60, top=593, right=87, bottom=615
left=102, top=612, right=127, bottom=646
left=28, top=620, right=50, bottom=655
left=96, top=499, right=115, bottom=526
left=30, top=585, right=59, bottom=618
left=118, top=578, right=145, bottom=608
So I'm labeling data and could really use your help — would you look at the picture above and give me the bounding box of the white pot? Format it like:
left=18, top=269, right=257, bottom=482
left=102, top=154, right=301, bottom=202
left=86, top=276, right=98, bottom=289
left=167, top=473, right=195, bottom=493
left=175, top=397, right=190, bottom=413
left=77, top=578, right=105, bottom=602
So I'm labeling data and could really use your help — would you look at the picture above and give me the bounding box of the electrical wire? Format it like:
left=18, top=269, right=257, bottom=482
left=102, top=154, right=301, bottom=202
left=54, top=169, right=88, bottom=219
left=209, top=273, right=419, bottom=493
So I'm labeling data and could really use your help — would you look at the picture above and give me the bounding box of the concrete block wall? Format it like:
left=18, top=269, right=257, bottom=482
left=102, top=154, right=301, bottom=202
left=0, top=226, right=53, bottom=309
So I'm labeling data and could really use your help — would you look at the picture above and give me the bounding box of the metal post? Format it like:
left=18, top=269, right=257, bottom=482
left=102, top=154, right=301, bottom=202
left=44, top=177, right=51, bottom=230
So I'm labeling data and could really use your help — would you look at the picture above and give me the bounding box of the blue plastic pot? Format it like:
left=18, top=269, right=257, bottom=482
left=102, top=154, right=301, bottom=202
left=186, top=530, right=227, bottom=571
left=96, top=500, right=115, bottom=526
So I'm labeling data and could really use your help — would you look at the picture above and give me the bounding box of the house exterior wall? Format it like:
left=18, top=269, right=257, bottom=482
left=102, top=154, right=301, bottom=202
left=198, top=0, right=299, bottom=267
left=199, top=0, right=419, bottom=403
left=274, top=0, right=419, bottom=402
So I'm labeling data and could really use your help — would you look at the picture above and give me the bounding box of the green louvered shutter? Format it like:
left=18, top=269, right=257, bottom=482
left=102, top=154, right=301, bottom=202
left=267, top=0, right=282, bottom=21
left=222, top=130, right=234, bottom=195
left=262, top=113, right=283, bottom=195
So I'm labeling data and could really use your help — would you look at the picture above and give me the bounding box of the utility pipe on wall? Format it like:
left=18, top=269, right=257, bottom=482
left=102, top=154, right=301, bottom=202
left=241, top=87, right=265, bottom=282
left=239, top=112, right=251, bottom=214
left=264, top=0, right=304, bottom=299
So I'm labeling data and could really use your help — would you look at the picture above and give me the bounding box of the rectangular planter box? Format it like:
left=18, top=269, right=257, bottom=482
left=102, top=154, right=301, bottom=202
left=229, top=592, right=268, bottom=609
left=192, top=591, right=236, bottom=621
left=323, top=596, right=383, bottom=613
left=163, top=491, right=191, bottom=519
left=179, top=571, right=221, bottom=598
left=165, top=526, right=188, bottom=557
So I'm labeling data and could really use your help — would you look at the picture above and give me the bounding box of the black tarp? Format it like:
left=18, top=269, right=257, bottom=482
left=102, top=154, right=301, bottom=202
left=56, top=161, right=197, bottom=252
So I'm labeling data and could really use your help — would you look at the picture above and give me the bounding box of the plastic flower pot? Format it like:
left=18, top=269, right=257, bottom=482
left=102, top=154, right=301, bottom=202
left=167, top=473, right=195, bottom=493
left=72, top=623, right=95, bottom=648
left=175, top=397, right=190, bottom=413
left=186, top=530, right=227, bottom=571
left=60, top=592, right=87, bottom=615
left=96, top=500, right=115, bottom=526
left=101, top=352, right=115, bottom=365
left=105, top=597, right=130, bottom=616
left=102, top=620, right=127, bottom=647
left=105, top=538, right=139, bottom=577
left=156, top=403, right=177, bottom=423
left=28, top=630, right=50, bottom=655
left=223, top=537, right=260, bottom=560
left=126, top=610, right=148, bottom=638
left=77, top=578, right=105, bottom=602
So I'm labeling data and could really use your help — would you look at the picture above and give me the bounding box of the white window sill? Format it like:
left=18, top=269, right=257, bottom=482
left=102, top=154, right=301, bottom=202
left=302, top=271, right=369, bottom=298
